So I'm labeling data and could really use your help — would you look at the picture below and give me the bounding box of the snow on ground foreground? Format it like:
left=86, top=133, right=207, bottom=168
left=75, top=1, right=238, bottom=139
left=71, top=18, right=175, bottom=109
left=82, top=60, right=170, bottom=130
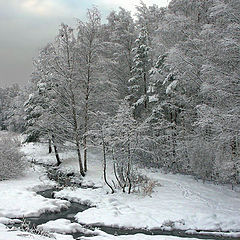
left=37, top=218, right=99, bottom=235
left=0, top=223, right=207, bottom=240
left=31, top=140, right=240, bottom=233
left=38, top=218, right=83, bottom=234
left=1, top=141, right=240, bottom=239
left=0, top=165, right=70, bottom=218
left=0, top=223, right=74, bottom=240
left=56, top=179, right=240, bottom=232
left=80, top=233, right=210, bottom=240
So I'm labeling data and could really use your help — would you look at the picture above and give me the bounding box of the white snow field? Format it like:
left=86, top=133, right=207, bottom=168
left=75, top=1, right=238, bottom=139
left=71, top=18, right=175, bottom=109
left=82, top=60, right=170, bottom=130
left=80, top=233, right=210, bottom=240
left=37, top=218, right=98, bottom=235
left=0, top=165, right=70, bottom=218
left=0, top=223, right=74, bottom=240
left=1, top=141, right=240, bottom=240
left=22, top=142, right=240, bottom=234
left=55, top=176, right=240, bottom=232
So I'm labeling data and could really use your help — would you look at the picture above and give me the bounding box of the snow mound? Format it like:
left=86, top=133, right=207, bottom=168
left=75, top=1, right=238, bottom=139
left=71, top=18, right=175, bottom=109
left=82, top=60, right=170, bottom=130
left=0, top=225, right=74, bottom=240
left=0, top=217, right=21, bottom=225
left=0, top=167, right=70, bottom=218
left=55, top=187, right=105, bottom=207
left=37, top=218, right=94, bottom=234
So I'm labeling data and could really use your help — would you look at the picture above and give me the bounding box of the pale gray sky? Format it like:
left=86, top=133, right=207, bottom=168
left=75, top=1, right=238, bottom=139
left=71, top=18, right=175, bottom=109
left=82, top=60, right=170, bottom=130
left=0, top=0, right=168, bottom=88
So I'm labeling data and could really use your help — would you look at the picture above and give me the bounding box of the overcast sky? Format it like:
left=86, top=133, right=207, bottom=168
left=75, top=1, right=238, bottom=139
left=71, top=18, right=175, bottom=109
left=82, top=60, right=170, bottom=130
left=0, top=0, right=168, bottom=88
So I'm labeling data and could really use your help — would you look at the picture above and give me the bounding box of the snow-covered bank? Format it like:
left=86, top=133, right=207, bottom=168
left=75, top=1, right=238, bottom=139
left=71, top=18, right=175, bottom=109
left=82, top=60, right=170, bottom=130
left=1, top=141, right=240, bottom=240
left=0, top=165, right=70, bottom=218
left=22, top=142, right=240, bottom=233
left=80, top=233, right=211, bottom=240
left=0, top=223, right=74, bottom=240
left=32, top=137, right=240, bottom=233
left=37, top=218, right=97, bottom=235
left=55, top=177, right=240, bottom=232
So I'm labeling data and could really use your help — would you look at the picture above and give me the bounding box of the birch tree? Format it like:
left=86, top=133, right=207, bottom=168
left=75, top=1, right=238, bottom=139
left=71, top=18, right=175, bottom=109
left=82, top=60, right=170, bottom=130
left=76, top=7, right=102, bottom=172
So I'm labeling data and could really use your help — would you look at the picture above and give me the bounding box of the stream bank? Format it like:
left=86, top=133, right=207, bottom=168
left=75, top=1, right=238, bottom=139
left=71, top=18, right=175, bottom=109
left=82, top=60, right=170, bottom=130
left=9, top=165, right=240, bottom=240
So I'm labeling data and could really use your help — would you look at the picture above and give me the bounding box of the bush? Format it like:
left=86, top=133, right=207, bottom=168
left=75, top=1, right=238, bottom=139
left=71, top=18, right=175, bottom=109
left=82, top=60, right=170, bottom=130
left=17, top=218, right=55, bottom=239
left=131, top=171, right=160, bottom=196
left=0, top=132, right=26, bottom=181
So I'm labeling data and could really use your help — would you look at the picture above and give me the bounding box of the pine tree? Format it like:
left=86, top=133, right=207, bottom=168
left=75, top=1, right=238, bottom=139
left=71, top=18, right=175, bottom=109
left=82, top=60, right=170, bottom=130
left=129, top=28, right=152, bottom=116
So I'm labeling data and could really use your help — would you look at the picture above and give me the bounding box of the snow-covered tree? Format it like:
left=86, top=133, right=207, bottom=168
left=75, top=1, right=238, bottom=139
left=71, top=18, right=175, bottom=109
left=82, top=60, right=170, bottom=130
left=0, top=132, right=27, bottom=181
left=0, top=84, right=26, bottom=132
left=76, top=7, right=102, bottom=172
left=20, top=1, right=239, bottom=184
left=129, top=28, right=152, bottom=115
left=105, top=7, right=136, bottom=99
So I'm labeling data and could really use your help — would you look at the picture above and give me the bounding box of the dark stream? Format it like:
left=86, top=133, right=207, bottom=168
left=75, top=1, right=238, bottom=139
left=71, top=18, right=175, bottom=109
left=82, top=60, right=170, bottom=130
left=10, top=166, right=240, bottom=240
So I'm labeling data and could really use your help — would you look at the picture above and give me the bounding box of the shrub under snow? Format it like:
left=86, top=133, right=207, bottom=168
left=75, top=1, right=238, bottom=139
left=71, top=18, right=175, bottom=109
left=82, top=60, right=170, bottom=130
left=0, top=132, right=26, bottom=181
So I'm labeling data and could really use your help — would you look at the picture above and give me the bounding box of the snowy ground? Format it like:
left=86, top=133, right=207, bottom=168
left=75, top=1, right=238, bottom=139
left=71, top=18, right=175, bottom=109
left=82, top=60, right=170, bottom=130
left=1, top=140, right=240, bottom=240
left=0, top=223, right=74, bottom=240
left=0, top=222, right=209, bottom=240
left=0, top=166, right=74, bottom=240
left=80, top=234, right=210, bottom=240
left=28, top=140, right=239, bottom=234
left=37, top=218, right=98, bottom=235
left=0, top=165, right=70, bottom=218
left=0, top=139, right=73, bottom=240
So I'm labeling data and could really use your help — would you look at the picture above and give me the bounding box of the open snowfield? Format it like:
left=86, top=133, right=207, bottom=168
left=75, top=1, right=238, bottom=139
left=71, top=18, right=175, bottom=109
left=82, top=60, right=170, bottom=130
left=23, top=141, right=239, bottom=234
left=55, top=175, right=240, bottom=232
left=1, top=140, right=240, bottom=239
left=23, top=142, right=240, bottom=233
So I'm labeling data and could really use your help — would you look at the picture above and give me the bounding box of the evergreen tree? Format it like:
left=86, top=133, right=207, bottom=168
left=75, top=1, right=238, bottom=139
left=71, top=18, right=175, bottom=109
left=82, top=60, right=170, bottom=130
left=129, top=28, right=152, bottom=116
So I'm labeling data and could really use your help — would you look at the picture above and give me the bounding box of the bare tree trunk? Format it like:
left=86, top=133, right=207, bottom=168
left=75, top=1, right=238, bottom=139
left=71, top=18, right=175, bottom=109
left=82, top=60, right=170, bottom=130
left=76, top=139, right=85, bottom=177
left=70, top=86, right=85, bottom=177
left=52, top=135, right=61, bottom=166
left=126, top=140, right=132, bottom=194
left=143, top=72, right=147, bottom=109
left=83, top=136, right=87, bottom=172
left=83, top=73, right=90, bottom=172
left=114, top=162, right=123, bottom=189
left=54, top=145, right=61, bottom=166
left=102, top=131, right=114, bottom=194
left=121, top=164, right=127, bottom=193
left=48, top=139, right=52, bottom=154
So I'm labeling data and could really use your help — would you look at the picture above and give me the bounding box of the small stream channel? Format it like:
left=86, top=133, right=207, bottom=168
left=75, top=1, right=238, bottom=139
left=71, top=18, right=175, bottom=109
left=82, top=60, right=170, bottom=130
left=11, top=166, right=240, bottom=240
